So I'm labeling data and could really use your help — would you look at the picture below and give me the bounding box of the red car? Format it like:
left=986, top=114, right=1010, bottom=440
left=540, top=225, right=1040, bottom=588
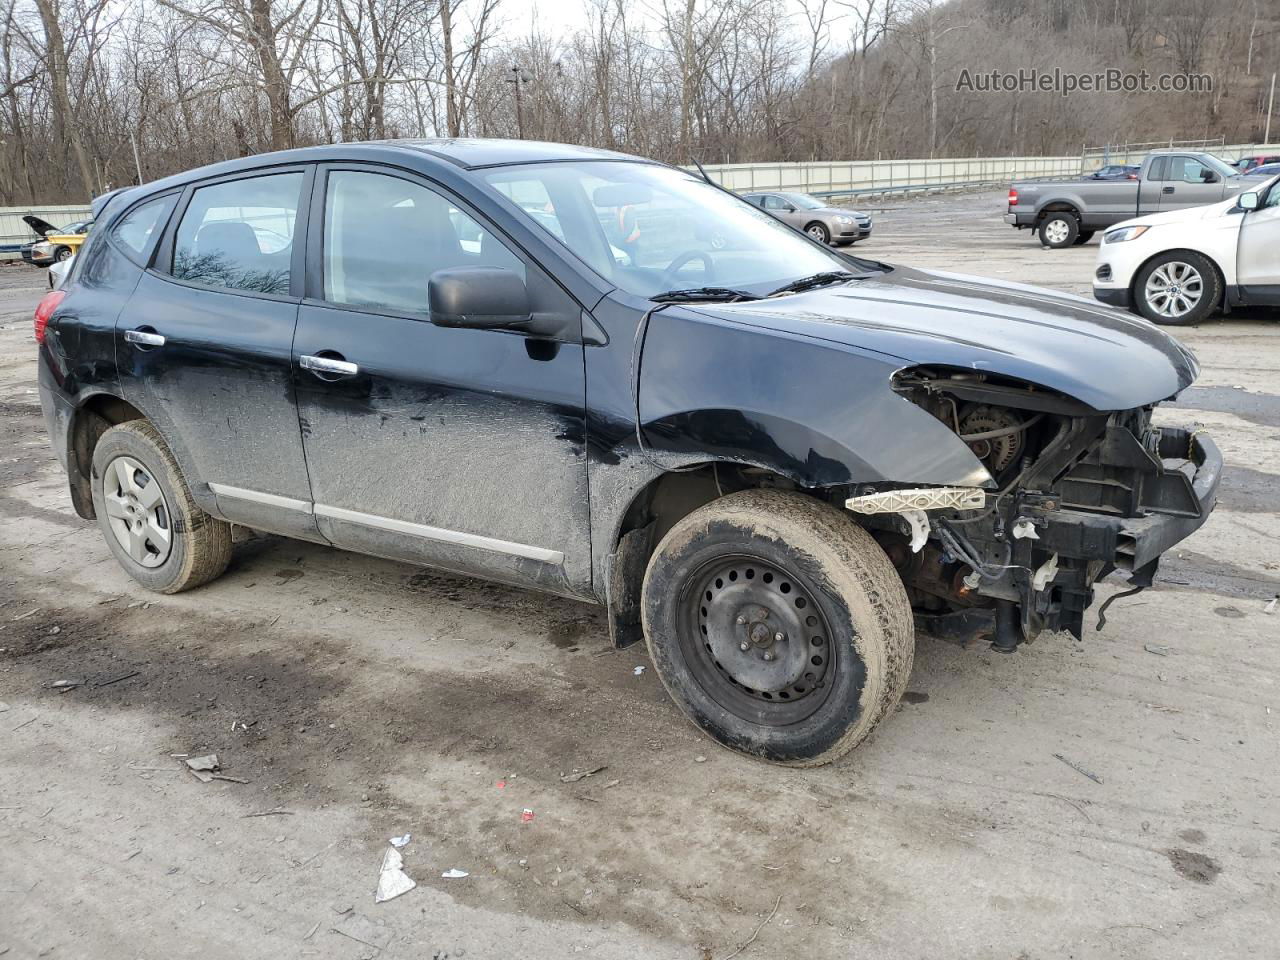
left=1232, top=154, right=1280, bottom=174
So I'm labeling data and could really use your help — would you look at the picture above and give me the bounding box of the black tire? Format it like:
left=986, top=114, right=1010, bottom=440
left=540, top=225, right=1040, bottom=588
left=1073, top=231, right=1095, bottom=245
left=1037, top=213, right=1079, bottom=248
left=804, top=222, right=831, bottom=244
left=90, top=420, right=232, bottom=593
left=641, top=490, right=914, bottom=766
left=1132, top=251, right=1222, bottom=327
left=55, top=246, right=73, bottom=262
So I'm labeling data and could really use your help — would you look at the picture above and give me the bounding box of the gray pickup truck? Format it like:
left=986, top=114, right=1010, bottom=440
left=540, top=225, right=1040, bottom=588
left=1006, top=151, right=1265, bottom=248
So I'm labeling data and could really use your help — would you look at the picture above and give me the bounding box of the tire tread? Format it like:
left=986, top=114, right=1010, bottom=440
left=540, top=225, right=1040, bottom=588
left=642, top=490, right=914, bottom=766
left=93, top=420, right=232, bottom=593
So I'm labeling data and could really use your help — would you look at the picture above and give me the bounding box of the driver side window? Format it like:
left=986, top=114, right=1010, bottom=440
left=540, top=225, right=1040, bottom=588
left=763, top=195, right=787, bottom=210
left=1173, top=158, right=1211, bottom=183
left=323, top=170, right=525, bottom=315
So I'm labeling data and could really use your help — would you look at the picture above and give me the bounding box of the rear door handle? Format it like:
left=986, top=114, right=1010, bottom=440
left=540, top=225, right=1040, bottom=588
left=124, top=328, right=165, bottom=348
left=1162, top=186, right=1175, bottom=194
left=299, top=354, right=359, bottom=378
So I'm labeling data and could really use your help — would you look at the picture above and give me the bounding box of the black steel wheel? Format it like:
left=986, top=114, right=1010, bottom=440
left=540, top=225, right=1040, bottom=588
left=642, top=490, right=915, bottom=766
left=682, top=555, right=837, bottom=725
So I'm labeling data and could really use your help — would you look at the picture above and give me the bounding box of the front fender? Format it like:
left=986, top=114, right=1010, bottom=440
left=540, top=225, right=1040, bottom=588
left=637, top=308, right=993, bottom=489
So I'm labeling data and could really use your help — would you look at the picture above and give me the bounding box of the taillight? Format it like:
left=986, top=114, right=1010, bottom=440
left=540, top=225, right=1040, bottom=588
left=33, top=290, right=66, bottom=345
left=1008, top=188, right=1019, bottom=207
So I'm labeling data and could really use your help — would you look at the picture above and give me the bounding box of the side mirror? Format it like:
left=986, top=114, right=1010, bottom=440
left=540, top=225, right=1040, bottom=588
left=1202, top=171, right=1219, bottom=183
left=429, top=267, right=530, bottom=330
left=1238, top=191, right=1260, bottom=211
left=781, top=204, right=796, bottom=212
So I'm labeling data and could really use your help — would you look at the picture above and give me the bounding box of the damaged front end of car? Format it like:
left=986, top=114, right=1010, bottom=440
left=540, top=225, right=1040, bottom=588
left=849, top=367, right=1222, bottom=651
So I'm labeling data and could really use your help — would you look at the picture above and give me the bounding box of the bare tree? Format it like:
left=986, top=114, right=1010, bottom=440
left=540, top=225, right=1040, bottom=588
left=153, top=0, right=329, bottom=149
left=31, top=0, right=107, bottom=195
left=437, top=0, right=500, bottom=136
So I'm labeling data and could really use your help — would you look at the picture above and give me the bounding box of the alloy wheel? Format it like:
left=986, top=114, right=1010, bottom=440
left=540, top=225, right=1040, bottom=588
left=1144, top=261, right=1203, bottom=319
left=102, top=455, right=173, bottom=568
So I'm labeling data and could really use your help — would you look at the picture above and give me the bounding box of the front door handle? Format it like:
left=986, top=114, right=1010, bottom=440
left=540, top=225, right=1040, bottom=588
left=1162, top=186, right=1175, bottom=194
left=299, top=353, right=359, bottom=378
left=124, top=328, right=165, bottom=348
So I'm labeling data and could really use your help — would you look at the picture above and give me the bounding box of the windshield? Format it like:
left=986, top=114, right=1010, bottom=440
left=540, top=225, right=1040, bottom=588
left=780, top=193, right=826, bottom=210
left=1201, top=155, right=1240, bottom=179
left=482, top=161, right=865, bottom=298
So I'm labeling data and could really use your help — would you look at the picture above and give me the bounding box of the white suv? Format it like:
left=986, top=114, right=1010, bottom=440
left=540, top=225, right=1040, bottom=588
left=1092, top=175, right=1280, bottom=325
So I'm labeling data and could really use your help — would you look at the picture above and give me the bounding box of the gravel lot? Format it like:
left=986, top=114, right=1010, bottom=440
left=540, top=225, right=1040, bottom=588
left=1, top=189, right=1278, bottom=960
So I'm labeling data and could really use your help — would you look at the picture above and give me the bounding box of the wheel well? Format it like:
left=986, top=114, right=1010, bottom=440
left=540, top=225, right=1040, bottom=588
left=66, top=394, right=146, bottom=520
left=804, top=220, right=827, bottom=234
left=1036, top=203, right=1080, bottom=223
left=1128, top=248, right=1226, bottom=305
left=605, top=463, right=843, bottom=648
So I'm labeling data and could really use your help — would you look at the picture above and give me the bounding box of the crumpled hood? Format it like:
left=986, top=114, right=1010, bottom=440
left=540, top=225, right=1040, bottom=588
left=687, top=265, right=1198, bottom=411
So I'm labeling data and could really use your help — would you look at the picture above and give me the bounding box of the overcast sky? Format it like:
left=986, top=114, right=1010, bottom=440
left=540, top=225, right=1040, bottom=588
left=495, top=0, right=599, bottom=37
left=490, top=0, right=848, bottom=47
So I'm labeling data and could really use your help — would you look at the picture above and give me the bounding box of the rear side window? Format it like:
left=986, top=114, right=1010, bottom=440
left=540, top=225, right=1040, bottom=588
left=322, top=170, right=524, bottom=315
left=172, top=172, right=303, bottom=294
left=1148, top=157, right=1169, bottom=181
left=112, top=195, right=176, bottom=262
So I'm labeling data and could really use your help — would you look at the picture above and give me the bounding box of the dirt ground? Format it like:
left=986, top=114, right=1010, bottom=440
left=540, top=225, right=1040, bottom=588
left=2, top=191, right=1278, bottom=960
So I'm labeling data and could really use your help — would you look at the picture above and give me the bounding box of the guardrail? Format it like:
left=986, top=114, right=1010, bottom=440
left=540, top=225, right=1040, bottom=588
left=691, top=142, right=1280, bottom=198
left=6, top=140, right=1278, bottom=259
left=692, top=155, right=1084, bottom=197
left=1084, top=141, right=1280, bottom=167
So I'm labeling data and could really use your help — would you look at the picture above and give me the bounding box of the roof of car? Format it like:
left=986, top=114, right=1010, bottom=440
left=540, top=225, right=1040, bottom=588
left=379, top=138, right=643, bottom=168
left=103, top=139, right=659, bottom=216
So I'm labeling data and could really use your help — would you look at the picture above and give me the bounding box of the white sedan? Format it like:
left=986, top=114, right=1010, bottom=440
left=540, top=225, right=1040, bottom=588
left=1092, top=175, right=1280, bottom=325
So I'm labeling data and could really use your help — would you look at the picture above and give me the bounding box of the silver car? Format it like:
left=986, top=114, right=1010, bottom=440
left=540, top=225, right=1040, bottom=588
left=742, top=191, right=872, bottom=245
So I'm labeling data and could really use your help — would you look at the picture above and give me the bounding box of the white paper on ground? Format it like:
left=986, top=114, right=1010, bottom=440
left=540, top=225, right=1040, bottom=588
left=374, top=847, right=416, bottom=903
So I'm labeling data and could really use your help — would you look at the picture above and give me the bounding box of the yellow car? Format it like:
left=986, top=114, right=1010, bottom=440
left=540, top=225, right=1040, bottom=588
left=22, top=215, right=93, bottom=266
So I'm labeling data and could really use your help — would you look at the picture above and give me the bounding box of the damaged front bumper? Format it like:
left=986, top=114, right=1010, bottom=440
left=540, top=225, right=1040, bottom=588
left=859, top=423, right=1221, bottom=649
left=1037, top=426, right=1220, bottom=574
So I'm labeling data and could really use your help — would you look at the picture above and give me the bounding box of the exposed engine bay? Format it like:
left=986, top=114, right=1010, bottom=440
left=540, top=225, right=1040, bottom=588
left=847, top=367, right=1220, bottom=651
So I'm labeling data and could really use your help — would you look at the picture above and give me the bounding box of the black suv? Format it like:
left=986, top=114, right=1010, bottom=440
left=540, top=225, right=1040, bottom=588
left=36, top=139, right=1221, bottom=765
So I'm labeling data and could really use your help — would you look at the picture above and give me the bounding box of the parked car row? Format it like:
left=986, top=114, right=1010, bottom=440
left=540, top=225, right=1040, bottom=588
left=1006, top=150, right=1268, bottom=248
left=1231, top=152, right=1280, bottom=174
left=1001, top=147, right=1279, bottom=325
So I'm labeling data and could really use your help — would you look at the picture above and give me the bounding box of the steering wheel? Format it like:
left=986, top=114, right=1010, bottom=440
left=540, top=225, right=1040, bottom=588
left=659, top=250, right=715, bottom=288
